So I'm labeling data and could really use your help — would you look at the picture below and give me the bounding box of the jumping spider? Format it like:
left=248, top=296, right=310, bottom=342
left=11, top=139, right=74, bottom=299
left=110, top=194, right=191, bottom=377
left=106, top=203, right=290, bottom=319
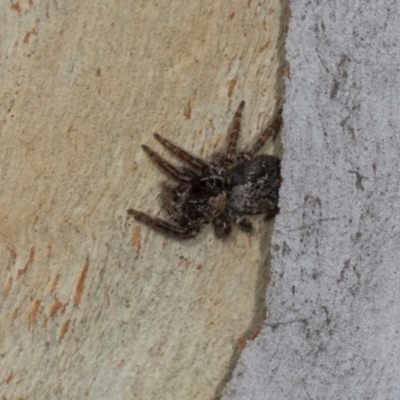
left=128, top=101, right=282, bottom=239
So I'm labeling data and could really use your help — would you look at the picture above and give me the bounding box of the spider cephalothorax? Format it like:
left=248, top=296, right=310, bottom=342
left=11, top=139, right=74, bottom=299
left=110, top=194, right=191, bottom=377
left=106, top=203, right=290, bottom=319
left=128, top=101, right=282, bottom=239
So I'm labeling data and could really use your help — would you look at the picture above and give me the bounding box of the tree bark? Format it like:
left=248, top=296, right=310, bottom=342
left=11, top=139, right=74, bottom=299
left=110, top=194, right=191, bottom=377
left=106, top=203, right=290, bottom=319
left=0, top=1, right=286, bottom=399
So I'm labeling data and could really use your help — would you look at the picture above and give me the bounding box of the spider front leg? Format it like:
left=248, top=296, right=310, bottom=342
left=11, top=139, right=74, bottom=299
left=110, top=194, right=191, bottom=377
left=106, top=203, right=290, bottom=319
left=141, top=145, right=194, bottom=184
left=213, top=213, right=232, bottom=237
left=245, top=108, right=282, bottom=159
left=127, top=209, right=200, bottom=238
left=224, top=100, right=245, bottom=164
left=153, top=133, right=208, bottom=172
left=225, top=209, right=253, bottom=232
left=235, top=217, right=253, bottom=232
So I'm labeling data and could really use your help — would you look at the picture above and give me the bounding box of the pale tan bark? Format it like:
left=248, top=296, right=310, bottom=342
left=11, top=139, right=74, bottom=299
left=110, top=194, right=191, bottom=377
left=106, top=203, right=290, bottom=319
left=0, top=1, right=286, bottom=398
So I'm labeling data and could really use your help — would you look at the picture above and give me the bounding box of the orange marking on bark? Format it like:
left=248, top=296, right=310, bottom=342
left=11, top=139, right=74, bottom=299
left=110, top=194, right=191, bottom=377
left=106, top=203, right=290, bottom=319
left=5, top=372, right=13, bottom=384
left=228, top=75, right=238, bottom=97
left=29, top=247, right=35, bottom=262
left=59, top=320, right=70, bottom=340
left=50, top=274, right=60, bottom=294
left=17, top=247, right=35, bottom=278
left=74, top=258, right=89, bottom=305
left=249, top=325, right=261, bottom=341
left=10, top=1, right=21, bottom=12
left=237, top=337, right=246, bottom=350
left=23, top=27, right=37, bottom=44
left=131, top=226, right=141, bottom=252
left=17, top=263, right=28, bottom=279
left=184, top=100, right=192, bottom=120
left=29, top=300, right=41, bottom=331
left=50, top=299, right=63, bottom=318
left=3, top=278, right=13, bottom=297
left=259, top=39, right=271, bottom=52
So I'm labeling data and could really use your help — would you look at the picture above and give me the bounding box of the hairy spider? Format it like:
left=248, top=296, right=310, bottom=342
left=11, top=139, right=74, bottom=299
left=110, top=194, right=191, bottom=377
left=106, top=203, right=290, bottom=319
left=127, top=101, right=282, bottom=239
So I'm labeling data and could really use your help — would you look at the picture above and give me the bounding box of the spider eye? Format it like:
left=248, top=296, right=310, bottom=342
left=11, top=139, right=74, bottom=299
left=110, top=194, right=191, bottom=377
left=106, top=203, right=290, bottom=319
left=187, top=196, right=208, bottom=207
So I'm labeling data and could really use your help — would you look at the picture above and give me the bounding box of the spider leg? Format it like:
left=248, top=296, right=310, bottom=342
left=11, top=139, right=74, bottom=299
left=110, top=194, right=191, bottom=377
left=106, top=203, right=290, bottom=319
left=141, top=145, right=194, bottom=184
left=264, top=206, right=280, bottom=220
left=225, top=100, right=245, bottom=164
left=245, top=108, right=282, bottom=159
left=226, top=209, right=253, bottom=232
left=127, top=209, right=199, bottom=238
left=235, top=217, right=253, bottom=232
left=213, top=214, right=232, bottom=238
left=153, top=133, right=208, bottom=172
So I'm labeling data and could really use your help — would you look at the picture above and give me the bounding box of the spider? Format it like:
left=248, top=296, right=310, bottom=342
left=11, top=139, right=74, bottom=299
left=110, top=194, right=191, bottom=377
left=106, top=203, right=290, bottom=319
left=127, top=101, right=282, bottom=239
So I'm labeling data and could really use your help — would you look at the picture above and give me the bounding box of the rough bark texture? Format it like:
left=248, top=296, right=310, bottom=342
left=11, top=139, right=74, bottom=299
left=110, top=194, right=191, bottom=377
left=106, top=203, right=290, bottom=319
left=0, top=1, right=286, bottom=399
left=223, top=1, right=400, bottom=399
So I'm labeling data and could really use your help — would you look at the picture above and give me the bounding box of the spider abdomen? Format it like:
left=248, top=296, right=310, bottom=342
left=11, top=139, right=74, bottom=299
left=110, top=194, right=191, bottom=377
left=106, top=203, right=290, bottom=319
left=226, top=155, right=281, bottom=214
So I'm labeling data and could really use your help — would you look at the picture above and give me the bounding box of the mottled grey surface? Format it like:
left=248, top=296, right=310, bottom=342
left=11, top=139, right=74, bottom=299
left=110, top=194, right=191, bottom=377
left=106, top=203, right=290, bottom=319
left=223, top=1, right=400, bottom=399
